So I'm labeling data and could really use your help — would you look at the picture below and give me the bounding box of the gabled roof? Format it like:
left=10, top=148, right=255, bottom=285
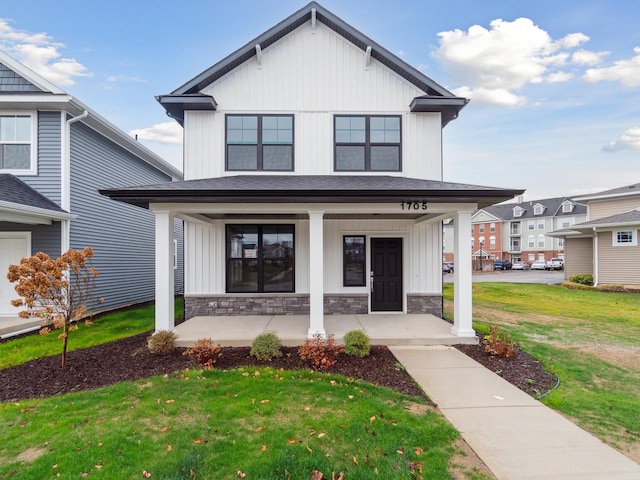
left=549, top=208, right=640, bottom=237
left=100, top=175, right=523, bottom=210
left=0, top=174, right=75, bottom=223
left=574, top=183, right=640, bottom=202
left=484, top=196, right=586, bottom=221
left=0, top=50, right=182, bottom=180
left=157, top=1, right=468, bottom=126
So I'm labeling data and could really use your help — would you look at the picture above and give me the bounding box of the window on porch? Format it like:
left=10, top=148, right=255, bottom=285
left=343, top=235, right=366, bottom=286
left=226, top=225, right=295, bottom=292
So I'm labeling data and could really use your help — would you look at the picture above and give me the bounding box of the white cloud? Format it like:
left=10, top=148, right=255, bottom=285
left=545, top=71, right=573, bottom=83
left=572, top=49, right=608, bottom=66
left=434, top=18, right=591, bottom=106
left=102, top=74, right=147, bottom=90
left=0, top=18, right=90, bottom=86
left=129, top=122, right=183, bottom=145
left=602, top=127, right=640, bottom=152
left=584, top=46, right=640, bottom=87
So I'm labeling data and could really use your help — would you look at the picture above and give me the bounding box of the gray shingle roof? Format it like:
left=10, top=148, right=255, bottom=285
left=574, top=183, right=640, bottom=200
left=0, top=174, right=69, bottom=213
left=100, top=174, right=523, bottom=210
left=482, top=196, right=586, bottom=221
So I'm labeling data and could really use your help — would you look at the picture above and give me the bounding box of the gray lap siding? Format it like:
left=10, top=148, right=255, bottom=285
left=69, top=122, right=184, bottom=312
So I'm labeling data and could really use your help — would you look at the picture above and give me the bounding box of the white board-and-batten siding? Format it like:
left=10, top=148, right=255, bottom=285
left=184, top=218, right=441, bottom=301
left=183, top=21, right=442, bottom=180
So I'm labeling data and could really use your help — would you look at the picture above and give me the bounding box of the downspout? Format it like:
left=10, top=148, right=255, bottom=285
left=592, top=226, right=598, bottom=286
left=61, top=110, right=89, bottom=252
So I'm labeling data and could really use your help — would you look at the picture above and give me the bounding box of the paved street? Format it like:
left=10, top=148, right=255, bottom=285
left=444, top=269, right=564, bottom=285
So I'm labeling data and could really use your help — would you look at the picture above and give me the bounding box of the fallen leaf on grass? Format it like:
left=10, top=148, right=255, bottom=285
left=192, top=439, right=202, bottom=445
left=254, top=425, right=266, bottom=432
left=237, top=471, right=247, bottom=478
left=352, top=456, right=359, bottom=465
left=165, top=399, right=175, bottom=404
left=287, top=439, right=297, bottom=444
left=142, top=471, right=152, bottom=478
left=159, top=425, right=171, bottom=432
left=166, top=445, right=173, bottom=451
left=260, top=399, right=269, bottom=404
left=261, top=445, right=267, bottom=451
left=318, top=432, right=326, bottom=438
left=369, top=415, right=376, bottom=424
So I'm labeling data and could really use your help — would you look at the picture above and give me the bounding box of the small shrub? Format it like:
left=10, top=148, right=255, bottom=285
left=298, top=333, right=343, bottom=369
left=148, top=330, right=177, bottom=355
left=250, top=332, right=282, bottom=361
left=343, top=330, right=370, bottom=358
left=483, top=325, right=519, bottom=358
left=183, top=338, right=222, bottom=368
left=569, top=273, right=594, bottom=286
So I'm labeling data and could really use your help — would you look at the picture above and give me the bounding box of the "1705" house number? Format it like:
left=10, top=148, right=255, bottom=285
left=401, top=201, right=428, bottom=210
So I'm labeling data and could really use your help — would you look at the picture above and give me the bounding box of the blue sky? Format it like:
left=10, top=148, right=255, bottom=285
left=2, top=0, right=639, bottom=201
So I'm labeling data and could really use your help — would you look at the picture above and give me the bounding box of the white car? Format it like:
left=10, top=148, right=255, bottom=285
left=512, top=261, right=530, bottom=270
left=531, top=260, right=548, bottom=270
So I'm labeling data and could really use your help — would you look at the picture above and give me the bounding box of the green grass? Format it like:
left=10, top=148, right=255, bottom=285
left=0, top=367, right=470, bottom=479
left=0, top=298, right=184, bottom=370
left=444, top=282, right=640, bottom=458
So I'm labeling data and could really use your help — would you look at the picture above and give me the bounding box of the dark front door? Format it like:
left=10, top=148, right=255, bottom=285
left=370, top=238, right=403, bottom=312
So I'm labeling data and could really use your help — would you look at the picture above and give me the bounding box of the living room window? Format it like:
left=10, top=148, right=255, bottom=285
left=226, top=225, right=294, bottom=292
left=0, top=113, right=35, bottom=173
left=226, top=115, right=293, bottom=171
left=343, top=235, right=366, bottom=286
left=334, top=115, right=401, bottom=171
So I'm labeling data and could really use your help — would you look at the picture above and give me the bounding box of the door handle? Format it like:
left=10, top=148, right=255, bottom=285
left=370, top=271, right=374, bottom=292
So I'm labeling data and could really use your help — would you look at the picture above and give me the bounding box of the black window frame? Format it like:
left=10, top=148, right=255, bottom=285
left=225, top=224, right=295, bottom=293
left=343, top=235, right=366, bottom=287
left=225, top=114, right=294, bottom=172
left=334, top=115, right=402, bottom=172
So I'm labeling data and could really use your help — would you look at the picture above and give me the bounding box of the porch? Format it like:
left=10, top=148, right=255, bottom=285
left=174, top=313, right=478, bottom=347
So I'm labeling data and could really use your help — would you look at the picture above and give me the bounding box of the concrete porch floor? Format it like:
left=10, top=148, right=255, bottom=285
left=174, top=313, right=478, bottom=347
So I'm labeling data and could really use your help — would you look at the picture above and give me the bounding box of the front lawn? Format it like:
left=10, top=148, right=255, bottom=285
left=444, top=282, right=640, bottom=462
left=0, top=298, right=184, bottom=370
left=0, top=367, right=479, bottom=479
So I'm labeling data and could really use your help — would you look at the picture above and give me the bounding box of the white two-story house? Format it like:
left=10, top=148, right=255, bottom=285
left=101, top=2, right=521, bottom=339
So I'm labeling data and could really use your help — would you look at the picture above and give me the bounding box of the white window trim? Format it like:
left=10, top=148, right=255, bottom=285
left=612, top=228, right=637, bottom=247
left=0, top=111, right=37, bottom=175
left=534, top=204, right=545, bottom=215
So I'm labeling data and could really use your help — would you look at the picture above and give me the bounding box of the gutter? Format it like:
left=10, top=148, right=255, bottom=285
left=593, top=226, right=599, bottom=287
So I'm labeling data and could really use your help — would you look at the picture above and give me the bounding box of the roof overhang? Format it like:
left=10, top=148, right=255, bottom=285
left=155, top=94, right=218, bottom=126
left=0, top=200, right=76, bottom=225
left=410, top=96, right=469, bottom=127
left=100, top=175, right=524, bottom=211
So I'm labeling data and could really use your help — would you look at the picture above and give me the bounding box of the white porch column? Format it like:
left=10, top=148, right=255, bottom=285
left=452, top=210, right=475, bottom=337
left=308, top=210, right=326, bottom=338
left=155, top=210, right=175, bottom=332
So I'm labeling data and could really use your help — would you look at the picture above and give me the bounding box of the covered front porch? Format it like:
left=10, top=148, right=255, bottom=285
left=174, top=312, right=477, bottom=347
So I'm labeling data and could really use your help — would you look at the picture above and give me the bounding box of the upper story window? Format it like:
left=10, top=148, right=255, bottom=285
left=513, top=206, right=524, bottom=218
left=479, top=224, right=485, bottom=233
left=334, top=115, right=401, bottom=171
left=534, top=204, right=545, bottom=215
left=490, top=222, right=496, bottom=232
left=562, top=201, right=574, bottom=213
left=226, top=115, right=293, bottom=171
left=528, top=220, right=535, bottom=231
left=0, top=114, right=35, bottom=174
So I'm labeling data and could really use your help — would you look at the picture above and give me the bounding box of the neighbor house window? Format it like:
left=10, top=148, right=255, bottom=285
left=489, top=236, right=496, bottom=249
left=334, top=115, right=401, bottom=171
left=537, top=234, right=545, bottom=248
left=613, top=229, right=637, bottom=246
left=343, top=235, right=366, bottom=286
left=528, top=235, right=535, bottom=248
left=0, top=114, right=35, bottom=173
left=528, top=220, right=535, bottom=231
left=537, top=219, right=545, bottom=230
left=562, top=201, right=574, bottom=213
left=226, top=225, right=294, bottom=292
left=534, top=204, right=545, bottom=215
left=490, top=222, right=496, bottom=232
left=226, top=115, right=293, bottom=171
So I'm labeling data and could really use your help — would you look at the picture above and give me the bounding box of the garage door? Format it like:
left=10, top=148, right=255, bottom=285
left=0, top=234, right=30, bottom=316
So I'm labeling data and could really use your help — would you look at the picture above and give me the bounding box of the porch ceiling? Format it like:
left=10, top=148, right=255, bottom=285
left=200, top=212, right=432, bottom=220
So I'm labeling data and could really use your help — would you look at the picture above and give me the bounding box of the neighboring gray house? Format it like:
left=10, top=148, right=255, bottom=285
left=0, top=50, right=184, bottom=318
left=550, top=183, right=640, bottom=286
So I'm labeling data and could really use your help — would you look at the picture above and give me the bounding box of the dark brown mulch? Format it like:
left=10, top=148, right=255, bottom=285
left=455, top=336, right=557, bottom=398
left=0, top=332, right=557, bottom=403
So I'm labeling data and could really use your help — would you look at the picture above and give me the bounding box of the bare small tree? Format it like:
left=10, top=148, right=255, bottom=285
left=7, top=247, right=100, bottom=368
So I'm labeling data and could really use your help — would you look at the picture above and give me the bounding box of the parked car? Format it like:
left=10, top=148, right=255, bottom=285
left=493, top=260, right=513, bottom=270
left=512, top=261, right=530, bottom=270
left=531, top=260, right=548, bottom=270
left=548, top=258, right=564, bottom=270
left=442, top=262, right=454, bottom=273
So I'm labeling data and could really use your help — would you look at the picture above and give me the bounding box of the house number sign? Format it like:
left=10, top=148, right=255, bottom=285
left=400, top=201, right=428, bottom=211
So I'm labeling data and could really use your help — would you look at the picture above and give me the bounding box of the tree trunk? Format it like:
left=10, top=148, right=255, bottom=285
left=61, top=323, right=69, bottom=368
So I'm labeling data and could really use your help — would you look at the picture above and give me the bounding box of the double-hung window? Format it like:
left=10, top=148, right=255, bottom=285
left=0, top=114, right=35, bottom=173
left=334, top=115, right=401, bottom=171
left=226, top=225, right=294, bottom=293
left=226, top=115, right=293, bottom=171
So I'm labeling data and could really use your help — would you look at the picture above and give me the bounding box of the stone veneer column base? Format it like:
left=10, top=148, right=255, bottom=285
left=407, top=293, right=443, bottom=317
left=185, top=293, right=370, bottom=318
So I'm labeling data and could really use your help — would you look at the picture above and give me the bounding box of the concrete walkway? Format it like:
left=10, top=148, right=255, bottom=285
left=390, top=345, right=640, bottom=480
left=0, top=316, right=41, bottom=338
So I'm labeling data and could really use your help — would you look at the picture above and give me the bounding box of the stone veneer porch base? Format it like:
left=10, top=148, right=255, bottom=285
left=185, top=293, right=442, bottom=318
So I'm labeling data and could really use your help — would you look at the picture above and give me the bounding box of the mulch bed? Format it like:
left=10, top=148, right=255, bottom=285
left=0, top=332, right=557, bottom=403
